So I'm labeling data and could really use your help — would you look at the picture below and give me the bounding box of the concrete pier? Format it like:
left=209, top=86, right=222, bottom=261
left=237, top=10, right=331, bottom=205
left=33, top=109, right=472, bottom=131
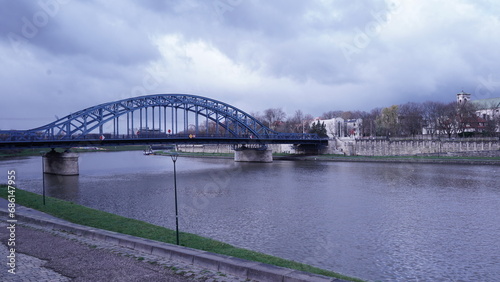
left=234, top=148, right=273, bottom=163
left=43, top=150, right=79, bottom=175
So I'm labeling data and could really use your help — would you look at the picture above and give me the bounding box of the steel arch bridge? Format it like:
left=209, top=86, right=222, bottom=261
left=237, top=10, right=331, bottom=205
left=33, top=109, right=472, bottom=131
left=0, top=94, right=327, bottom=149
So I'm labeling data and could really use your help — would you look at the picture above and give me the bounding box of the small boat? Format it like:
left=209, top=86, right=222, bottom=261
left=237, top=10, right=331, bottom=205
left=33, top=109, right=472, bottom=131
left=143, top=147, right=155, bottom=155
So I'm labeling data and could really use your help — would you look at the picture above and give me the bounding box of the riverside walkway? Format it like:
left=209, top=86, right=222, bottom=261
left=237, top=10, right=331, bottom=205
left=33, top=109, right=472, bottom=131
left=0, top=198, right=344, bottom=282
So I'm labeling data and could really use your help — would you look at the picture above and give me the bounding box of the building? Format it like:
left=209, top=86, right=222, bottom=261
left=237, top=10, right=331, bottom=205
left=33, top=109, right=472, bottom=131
left=457, top=91, right=500, bottom=120
left=456, top=90, right=471, bottom=104
left=456, top=91, right=500, bottom=134
left=471, top=97, right=500, bottom=121
left=312, top=117, right=362, bottom=139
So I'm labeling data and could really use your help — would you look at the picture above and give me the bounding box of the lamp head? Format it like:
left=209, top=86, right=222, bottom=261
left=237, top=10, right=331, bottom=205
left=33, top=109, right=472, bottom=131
left=170, top=152, right=179, bottom=162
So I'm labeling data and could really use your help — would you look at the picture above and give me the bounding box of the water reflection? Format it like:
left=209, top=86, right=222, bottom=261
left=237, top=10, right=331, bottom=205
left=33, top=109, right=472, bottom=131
left=45, top=174, right=79, bottom=202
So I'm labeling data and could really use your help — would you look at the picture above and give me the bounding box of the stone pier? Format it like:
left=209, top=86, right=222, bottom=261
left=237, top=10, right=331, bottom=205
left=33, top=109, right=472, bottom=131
left=43, top=150, right=79, bottom=175
left=234, top=148, right=273, bottom=163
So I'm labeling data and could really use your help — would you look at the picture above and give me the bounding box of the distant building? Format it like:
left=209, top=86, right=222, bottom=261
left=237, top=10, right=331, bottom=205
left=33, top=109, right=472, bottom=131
left=457, top=90, right=500, bottom=120
left=456, top=91, right=500, bottom=134
left=312, top=117, right=362, bottom=139
left=456, top=90, right=471, bottom=104
left=471, top=97, right=500, bottom=121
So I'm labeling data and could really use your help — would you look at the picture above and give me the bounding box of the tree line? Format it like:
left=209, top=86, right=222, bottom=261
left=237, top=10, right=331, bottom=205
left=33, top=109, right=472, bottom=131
left=251, top=100, right=500, bottom=138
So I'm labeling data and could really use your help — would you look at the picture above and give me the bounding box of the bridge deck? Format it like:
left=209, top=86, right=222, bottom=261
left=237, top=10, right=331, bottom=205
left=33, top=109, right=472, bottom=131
left=0, top=136, right=328, bottom=150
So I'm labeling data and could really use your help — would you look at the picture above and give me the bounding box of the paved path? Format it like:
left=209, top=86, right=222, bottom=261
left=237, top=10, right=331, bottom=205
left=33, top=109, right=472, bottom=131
left=0, top=198, right=252, bottom=282
left=0, top=197, right=344, bottom=282
left=0, top=221, right=253, bottom=282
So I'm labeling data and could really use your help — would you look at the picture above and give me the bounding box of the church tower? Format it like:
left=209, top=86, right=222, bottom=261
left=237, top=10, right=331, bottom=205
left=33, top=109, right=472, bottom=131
left=456, top=90, right=471, bottom=104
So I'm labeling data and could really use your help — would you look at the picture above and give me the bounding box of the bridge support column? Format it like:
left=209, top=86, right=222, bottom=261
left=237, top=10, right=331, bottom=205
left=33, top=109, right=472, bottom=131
left=43, top=150, right=79, bottom=176
left=234, top=148, right=273, bottom=163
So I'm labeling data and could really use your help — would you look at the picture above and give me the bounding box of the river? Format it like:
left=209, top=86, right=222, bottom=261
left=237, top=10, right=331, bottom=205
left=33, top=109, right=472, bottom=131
left=2, top=151, right=499, bottom=281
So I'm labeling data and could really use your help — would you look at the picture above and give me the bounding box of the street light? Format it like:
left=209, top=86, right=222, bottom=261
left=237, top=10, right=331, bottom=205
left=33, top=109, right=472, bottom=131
left=40, top=151, right=46, bottom=205
left=170, top=152, right=180, bottom=245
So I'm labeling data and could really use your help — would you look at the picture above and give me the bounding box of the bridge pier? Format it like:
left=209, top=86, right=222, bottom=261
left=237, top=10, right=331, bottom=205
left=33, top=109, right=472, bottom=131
left=234, top=147, right=273, bottom=163
left=43, top=150, right=79, bottom=176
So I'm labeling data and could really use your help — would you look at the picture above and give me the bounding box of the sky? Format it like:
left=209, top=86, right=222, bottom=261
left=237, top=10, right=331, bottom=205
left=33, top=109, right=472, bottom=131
left=2, top=0, right=500, bottom=130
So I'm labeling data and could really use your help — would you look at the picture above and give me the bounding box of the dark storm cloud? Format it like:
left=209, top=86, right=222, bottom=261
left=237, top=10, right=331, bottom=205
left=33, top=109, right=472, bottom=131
left=1, top=1, right=160, bottom=66
left=2, top=0, right=500, bottom=129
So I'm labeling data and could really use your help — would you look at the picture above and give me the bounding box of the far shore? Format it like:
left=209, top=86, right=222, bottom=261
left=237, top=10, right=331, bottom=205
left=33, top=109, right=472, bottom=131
left=155, top=151, right=500, bottom=166
left=2, top=146, right=500, bottom=165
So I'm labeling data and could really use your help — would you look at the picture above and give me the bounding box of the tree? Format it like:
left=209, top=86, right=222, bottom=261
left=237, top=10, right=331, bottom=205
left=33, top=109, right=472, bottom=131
left=309, top=120, right=328, bottom=138
left=436, top=102, right=458, bottom=138
left=286, top=110, right=312, bottom=133
left=376, top=105, right=399, bottom=137
left=321, top=110, right=343, bottom=120
left=456, top=101, right=479, bottom=136
left=422, top=101, right=444, bottom=137
left=398, top=102, right=424, bottom=137
left=263, top=108, right=286, bottom=131
left=358, top=109, right=379, bottom=137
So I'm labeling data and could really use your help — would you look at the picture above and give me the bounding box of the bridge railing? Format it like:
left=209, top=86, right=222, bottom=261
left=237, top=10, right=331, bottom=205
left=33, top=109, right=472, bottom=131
left=0, top=130, right=324, bottom=142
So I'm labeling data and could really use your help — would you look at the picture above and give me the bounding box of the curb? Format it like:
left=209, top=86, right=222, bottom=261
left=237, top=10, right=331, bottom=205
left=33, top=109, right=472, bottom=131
left=0, top=209, right=345, bottom=282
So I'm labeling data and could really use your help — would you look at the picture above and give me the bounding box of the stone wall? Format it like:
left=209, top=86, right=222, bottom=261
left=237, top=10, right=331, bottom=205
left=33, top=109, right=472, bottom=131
left=353, top=138, right=500, bottom=156
left=176, top=144, right=297, bottom=154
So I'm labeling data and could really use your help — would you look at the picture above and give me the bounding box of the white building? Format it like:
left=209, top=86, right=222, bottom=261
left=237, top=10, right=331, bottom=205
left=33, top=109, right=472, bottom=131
left=456, top=91, right=500, bottom=133
left=471, top=97, right=500, bottom=121
left=312, top=117, right=362, bottom=139
left=457, top=90, right=500, bottom=120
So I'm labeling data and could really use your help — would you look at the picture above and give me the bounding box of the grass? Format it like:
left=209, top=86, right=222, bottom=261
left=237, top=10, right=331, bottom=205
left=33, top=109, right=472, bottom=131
left=0, top=185, right=362, bottom=282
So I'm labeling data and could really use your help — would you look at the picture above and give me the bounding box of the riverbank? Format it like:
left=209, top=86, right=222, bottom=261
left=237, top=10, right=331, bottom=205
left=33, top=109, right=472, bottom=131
left=0, top=185, right=362, bottom=282
left=4, top=146, right=499, bottom=166
left=155, top=151, right=500, bottom=165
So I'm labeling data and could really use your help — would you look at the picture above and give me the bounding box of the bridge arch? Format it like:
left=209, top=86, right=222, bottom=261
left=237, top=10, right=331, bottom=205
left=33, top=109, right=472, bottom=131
left=27, top=94, right=277, bottom=140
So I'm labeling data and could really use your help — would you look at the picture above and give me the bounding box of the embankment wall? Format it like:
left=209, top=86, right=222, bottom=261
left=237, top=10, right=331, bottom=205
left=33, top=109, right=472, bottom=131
left=353, top=138, right=500, bottom=157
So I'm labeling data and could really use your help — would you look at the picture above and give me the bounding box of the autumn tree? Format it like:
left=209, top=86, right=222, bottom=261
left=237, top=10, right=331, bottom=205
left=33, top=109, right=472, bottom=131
left=376, top=105, right=399, bottom=137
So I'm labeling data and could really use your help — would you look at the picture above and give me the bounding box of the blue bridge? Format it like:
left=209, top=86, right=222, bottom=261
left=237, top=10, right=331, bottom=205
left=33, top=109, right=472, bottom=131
left=0, top=94, right=327, bottom=150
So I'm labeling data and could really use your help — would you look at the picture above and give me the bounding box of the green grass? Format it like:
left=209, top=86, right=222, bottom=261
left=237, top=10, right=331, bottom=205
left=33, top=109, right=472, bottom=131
left=0, top=185, right=362, bottom=281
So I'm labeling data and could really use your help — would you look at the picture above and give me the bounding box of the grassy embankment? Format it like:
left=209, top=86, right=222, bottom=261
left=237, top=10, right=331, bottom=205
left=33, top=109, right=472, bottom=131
left=0, top=185, right=362, bottom=282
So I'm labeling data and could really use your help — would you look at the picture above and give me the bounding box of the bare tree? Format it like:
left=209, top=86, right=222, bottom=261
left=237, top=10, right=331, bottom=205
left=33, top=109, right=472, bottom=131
left=398, top=102, right=424, bottom=137
left=358, top=110, right=376, bottom=137
left=321, top=110, right=343, bottom=119
left=284, top=110, right=303, bottom=133
left=436, top=102, right=458, bottom=138
left=456, top=101, right=479, bottom=136
left=263, top=108, right=286, bottom=131
left=422, top=101, right=444, bottom=137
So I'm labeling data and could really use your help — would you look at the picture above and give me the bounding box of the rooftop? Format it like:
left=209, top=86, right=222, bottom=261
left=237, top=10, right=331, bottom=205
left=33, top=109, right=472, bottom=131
left=471, top=97, right=500, bottom=110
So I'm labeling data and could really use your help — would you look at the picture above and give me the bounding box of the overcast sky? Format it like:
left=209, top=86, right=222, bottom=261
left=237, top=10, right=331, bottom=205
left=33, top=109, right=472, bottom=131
left=2, top=0, right=500, bottom=130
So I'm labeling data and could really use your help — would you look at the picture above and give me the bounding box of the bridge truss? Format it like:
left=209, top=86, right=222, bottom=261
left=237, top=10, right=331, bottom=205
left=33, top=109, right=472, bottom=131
left=0, top=94, right=326, bottom=149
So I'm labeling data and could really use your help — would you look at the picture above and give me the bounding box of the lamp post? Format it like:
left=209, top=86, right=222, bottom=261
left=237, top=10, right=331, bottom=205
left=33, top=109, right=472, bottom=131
left=170, top=152, right=180, bottom=245
left=40, top=151, right=46, bottom=205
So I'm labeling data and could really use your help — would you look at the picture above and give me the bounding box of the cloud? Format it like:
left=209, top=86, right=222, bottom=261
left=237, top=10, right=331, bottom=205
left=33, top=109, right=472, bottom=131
left=2, top=0, right=500, bottom=130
